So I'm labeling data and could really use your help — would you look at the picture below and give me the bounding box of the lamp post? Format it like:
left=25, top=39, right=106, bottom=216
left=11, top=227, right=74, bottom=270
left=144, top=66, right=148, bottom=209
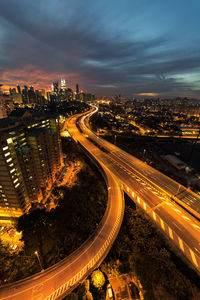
left=34, top=251, right=43, bottom=271
left=175, top=184, right=181, bottom=197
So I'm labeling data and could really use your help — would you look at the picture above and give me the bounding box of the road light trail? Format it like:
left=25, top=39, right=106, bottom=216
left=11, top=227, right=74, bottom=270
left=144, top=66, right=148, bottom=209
left=0, top=111, right=124, bottom=300
left=79, top=105, right=200, bottom=272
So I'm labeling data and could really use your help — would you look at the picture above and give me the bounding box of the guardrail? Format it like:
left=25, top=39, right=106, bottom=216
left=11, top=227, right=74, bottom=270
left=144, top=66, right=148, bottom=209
left=0, top=113, right=124, bottom=300
left=80, top=105, right=200, bottom=274
left=124, top=184, right=200, bottom=274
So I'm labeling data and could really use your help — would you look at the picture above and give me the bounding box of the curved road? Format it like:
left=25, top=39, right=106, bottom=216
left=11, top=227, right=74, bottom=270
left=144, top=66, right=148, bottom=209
left=0, top=111, right=124, bottom=300
left=78, top=106, right=200, bottom=273
left=1, top=103, right=200, bottom=300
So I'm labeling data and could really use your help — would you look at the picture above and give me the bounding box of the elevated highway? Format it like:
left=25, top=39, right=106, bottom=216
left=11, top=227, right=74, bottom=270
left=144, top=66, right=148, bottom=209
left=78, top=106, right=200, bottom=273
left=0, top=111, right=124, bottom=300
left=1, top=104, right=200, bottom=300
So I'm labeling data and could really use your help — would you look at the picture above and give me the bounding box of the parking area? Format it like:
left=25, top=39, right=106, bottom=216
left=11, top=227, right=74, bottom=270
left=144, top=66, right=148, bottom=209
left=107, top=273, right=143, bottom=300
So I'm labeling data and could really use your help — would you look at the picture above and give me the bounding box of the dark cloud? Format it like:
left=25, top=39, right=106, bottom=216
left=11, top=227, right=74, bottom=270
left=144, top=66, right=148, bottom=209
left=0, top=0, right=200, bottom=97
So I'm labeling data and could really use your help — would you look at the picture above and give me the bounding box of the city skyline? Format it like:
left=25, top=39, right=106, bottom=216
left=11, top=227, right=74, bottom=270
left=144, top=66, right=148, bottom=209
left=0, top=0, right=200, bottom=98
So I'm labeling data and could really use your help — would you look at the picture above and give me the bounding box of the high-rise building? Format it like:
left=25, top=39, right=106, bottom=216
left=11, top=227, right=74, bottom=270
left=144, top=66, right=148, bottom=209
left=0, top=109, right=63, bottom=223
left=0, top=88, right=8, bottom=119
left=53, top=82, right=59, bottom=96
left=66, top=88, right=73, bottom=101
left=22, top=86, right=29, bottom=104
left=60, top=79, right=66, bottom=92
left=76, top=84, right=79, bottom=95
left=28, top=87, right=36, bottom=104
left=17, top=85, right=21, bottom=94
left=10, top=90, right=23, bottom=105
left=41, top=89, right=46, bottom=98
left=0, top=102, right=7, bottom=119
left=9, top=88, right=16, bottom=95
left=79, top=92, right=95, bottom=102
left=76, top=84, right=80, bottom=101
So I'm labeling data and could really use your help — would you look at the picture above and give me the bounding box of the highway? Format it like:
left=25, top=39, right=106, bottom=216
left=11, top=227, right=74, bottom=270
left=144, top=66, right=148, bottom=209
left=1, top=105, right=200, bottom=300
left=77, top=106, right=200, bottom=272
left=0, top=112, right=124, bottom=300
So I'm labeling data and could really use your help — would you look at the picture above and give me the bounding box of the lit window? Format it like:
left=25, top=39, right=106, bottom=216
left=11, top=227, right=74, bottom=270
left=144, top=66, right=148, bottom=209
left=3, top=146, right=8, bottom=151
left=7, top=138, right=13, bottom=144
left=4, top=152, right=10, bottom=157
left=10, top=168, right=15, bottom=173
left=13, top=178, right=18, bottom=183
left=15, top=183, right=20, bottom=188
left=6, top=158, right=12, bottom=163
left=9, top=163, right=14, bottom=167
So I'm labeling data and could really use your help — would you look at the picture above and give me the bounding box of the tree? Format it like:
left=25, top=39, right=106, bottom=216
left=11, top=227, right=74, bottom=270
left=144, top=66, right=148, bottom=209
left=0, top=239, right=39, bottom=284
left=91, top=269, right=105, bottom=289
left=101, top=261, right=120, bottom=277
left=64, top=293, right=78, bottom=300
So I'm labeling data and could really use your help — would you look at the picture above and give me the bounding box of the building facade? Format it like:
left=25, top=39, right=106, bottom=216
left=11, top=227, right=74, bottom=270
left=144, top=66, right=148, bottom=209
left=0, top=109, right=63, bottom=222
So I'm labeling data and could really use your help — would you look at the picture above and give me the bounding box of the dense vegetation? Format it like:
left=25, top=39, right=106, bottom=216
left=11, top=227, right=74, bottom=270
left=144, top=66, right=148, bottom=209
left=17, top=160, right=107, bottom=269
left=0, top=138, right=107, bottom=284
left=64, top=195, right=200, bottom=300
left=0, top=240, right=39, bottom=284
left=101, top=196, right=200, bottom=300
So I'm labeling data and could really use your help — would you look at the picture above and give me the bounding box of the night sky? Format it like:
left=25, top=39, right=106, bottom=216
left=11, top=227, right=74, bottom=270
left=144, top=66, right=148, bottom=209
left=0, top=0, right=200, bottom=98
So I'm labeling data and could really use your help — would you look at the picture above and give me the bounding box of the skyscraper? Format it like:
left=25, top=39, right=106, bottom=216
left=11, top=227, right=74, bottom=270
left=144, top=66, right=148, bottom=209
left=0, top=109, right=63, bottom=222
left=0, top=85, right=8, bottom=119
left=53, top=82, right=59, bottom=96
left=76, top=84, right=79, bottom=95
left=22, top=86, right=29, bottom=104
left=76, top=84, right=79, bottom=100
left=61, top=79, right=66, bottom=92
left=17, top=85, right=21, bottom=94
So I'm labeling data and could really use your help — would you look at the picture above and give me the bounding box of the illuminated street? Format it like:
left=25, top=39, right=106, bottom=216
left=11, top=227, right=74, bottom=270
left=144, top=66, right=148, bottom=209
left=1, top=1, right=200, bottom=298
left=0, top=109, right=124, bottom=300
left=76, top=106, right=200, bottom=272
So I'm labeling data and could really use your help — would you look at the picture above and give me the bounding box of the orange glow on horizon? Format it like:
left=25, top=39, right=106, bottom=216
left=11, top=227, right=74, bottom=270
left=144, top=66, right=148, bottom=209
left=0, top=65, right=79, bottom=92
left=137, top=93, right=158, bottom=97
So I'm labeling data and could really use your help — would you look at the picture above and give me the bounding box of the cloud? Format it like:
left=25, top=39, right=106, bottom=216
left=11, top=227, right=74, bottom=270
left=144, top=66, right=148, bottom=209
left=0, top=0, right=200, bottom=97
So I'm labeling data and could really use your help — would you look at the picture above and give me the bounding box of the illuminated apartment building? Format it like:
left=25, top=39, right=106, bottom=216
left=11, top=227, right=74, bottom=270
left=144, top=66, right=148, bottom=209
left=0, top=132, right=30, bottom=221
left=0, top=109, right=63, bottom=222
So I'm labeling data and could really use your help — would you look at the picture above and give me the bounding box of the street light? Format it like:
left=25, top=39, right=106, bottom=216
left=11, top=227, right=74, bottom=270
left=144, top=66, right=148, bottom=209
left=175, top=184, right=181, bottom=197
left=34, top=251, right=44, bottom=271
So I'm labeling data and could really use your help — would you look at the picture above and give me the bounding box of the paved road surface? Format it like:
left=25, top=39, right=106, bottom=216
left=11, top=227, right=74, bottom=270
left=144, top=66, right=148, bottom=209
left=0, top=111, right=124, bottom=300
left=78, top=106, right=200, bottom=272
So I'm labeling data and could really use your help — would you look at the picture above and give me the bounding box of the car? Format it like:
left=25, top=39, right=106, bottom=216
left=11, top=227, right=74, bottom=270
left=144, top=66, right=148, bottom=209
left=107, top=284, right=114, bottom=299
left=119, top=285, right=129, bottom=299
left=128, top=281, right=140, bottom=299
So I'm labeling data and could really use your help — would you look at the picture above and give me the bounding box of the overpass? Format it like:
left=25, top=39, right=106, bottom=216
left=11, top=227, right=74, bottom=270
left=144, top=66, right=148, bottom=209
left=78, top=106, right=200, bottom=273
left=1, top=105, right=200, bottom=299
left=0, top=111, right=124, bottom=300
